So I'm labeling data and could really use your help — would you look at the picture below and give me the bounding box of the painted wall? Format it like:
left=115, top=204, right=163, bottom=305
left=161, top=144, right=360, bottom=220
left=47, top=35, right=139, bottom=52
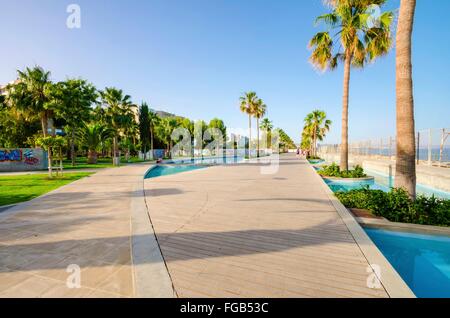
left=0, top=148, right=48, bottom=172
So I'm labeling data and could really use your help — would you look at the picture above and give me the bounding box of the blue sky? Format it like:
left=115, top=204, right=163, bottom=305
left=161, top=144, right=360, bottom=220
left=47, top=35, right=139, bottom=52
left=0, top=0, right=449, bottom=143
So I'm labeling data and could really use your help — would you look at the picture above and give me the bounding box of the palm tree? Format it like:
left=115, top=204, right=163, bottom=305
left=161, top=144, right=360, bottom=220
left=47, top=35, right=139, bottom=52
left=157, top=117, right=179, bottom=157
left=303, top=110, right=332, bottom=157
left=260, top=118, right=273, bottom=150
left=309, top=0, right=393, bottom=170
left=5, top=66, right=55, bottom=175
left=254, top=99, right=267, bottom=157
left=99, top=87, right=133, bottom=165
left=77, top=124, right=114, bottom=164
left=395, top=0, right=417, bottom=199
left=6, top=66, right=54, bottom=138
left=239, top=92, right=258, bottom=155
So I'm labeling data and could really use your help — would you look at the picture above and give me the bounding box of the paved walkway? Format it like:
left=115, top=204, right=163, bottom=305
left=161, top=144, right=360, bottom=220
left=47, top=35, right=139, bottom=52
left=0, top=164, right=173, bottom=297
left=145, top=155, right=412, bottom=298
left=1, top=154, right=412, bottom=297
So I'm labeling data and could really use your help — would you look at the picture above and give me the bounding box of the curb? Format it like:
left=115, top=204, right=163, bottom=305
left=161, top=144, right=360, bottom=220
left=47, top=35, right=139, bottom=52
left=130, top=165, right=176, bottom=298
left=306, top=160, right=416, bottom=298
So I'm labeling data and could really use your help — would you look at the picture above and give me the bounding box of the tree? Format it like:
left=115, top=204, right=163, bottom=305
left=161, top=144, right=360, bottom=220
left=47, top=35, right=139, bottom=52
left=148, top=109, right=160, bottom=159
left=157, top=117, right=179, bottom=157
left=274, top=128, right=296, bottom=153
left=139, top=103, right=151, bottom=160
left=303, top=110, right=332, bottom=157
left=99, top=87, right=134, bottom=165
left=395, top=0, right=417, bottom=199
left=260, top=118, right=273, bottom=149
left=5, top=66, right=56, bottom=172
left=77, top=124, right=114, bottom=164
left=309, top=0, right=393, bottom=170
left=51, top=79, right=97, bottom=166
left=254, top=99, right=267, bottom=157
left=208, top=118, right=227, bottom=156
left=239, top=92, right=258, bottom=155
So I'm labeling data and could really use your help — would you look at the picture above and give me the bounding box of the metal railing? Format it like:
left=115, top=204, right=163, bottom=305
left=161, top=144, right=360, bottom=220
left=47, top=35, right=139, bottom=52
left=318, top=128, right=449, bottom=167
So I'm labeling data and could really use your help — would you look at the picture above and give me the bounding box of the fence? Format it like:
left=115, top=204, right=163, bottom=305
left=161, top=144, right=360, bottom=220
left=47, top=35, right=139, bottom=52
left=318, top=128, right=450, bottom=167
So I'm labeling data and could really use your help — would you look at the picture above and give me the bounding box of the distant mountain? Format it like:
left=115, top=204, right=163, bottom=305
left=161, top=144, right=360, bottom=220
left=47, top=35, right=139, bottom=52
left=151, top=109, right=184, bottom=119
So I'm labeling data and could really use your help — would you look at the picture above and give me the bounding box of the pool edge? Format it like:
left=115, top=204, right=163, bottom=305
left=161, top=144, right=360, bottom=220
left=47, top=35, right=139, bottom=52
left=307, top=161, right=416, bottom=298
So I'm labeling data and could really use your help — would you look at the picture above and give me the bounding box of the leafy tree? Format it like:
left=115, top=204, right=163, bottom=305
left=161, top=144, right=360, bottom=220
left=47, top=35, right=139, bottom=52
left=50, top=79, right=97, bottom=166
left=148, top=109, right=160, bottom=159
left=309, top=0, right=393, bottom=170
left=139, top=103, right=151, bottom=159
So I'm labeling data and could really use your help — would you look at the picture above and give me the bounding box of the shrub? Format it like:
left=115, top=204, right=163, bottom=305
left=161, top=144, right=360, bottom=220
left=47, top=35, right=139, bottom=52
left=318, top=163, right=367, bottom=178
left=336, top=188, right=450, bottom=227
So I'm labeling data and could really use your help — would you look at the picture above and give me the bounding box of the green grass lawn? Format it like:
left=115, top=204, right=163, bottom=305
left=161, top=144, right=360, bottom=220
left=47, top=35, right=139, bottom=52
left=62, top=156, right=149, bottom=170
left=0, top=173, right=93, bottom=206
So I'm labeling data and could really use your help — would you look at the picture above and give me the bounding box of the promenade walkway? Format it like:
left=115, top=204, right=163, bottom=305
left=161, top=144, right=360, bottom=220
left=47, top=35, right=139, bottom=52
left=0, top=154, right=413, bottom=297
left=144, top=154, right=413, bottom=298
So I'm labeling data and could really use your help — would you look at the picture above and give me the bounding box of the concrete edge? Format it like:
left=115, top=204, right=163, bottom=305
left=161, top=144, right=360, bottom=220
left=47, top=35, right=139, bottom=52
left=357, top=217, right=450, bottom=237
left=306, top=160, right=416, bottom=298
left=130, top=165, right=176, bottom=298
left=321, top=176, right=375, bottom=182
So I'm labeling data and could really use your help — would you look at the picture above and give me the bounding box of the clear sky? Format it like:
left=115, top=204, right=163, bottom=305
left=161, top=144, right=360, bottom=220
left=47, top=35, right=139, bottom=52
left=0, top=0, right=449, bottom=143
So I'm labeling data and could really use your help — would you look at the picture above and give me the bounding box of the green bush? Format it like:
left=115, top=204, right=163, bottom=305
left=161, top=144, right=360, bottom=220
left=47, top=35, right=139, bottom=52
left=318, top=163, right=367, bottom=178
left=336, top=188, right=450, bottom=227
left=307, top=155, right=322, bottom=160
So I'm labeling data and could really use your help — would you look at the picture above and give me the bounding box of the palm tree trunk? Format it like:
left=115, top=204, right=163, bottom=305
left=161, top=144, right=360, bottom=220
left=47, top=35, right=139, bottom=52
left=41, top=113, right=53, bottom=177
left=248, top=115, right=252, bottom=157
left=71, top=129, right=76, bottom=167
left=313, top=127, right=317, bottom=157
left=340, top=52, right=352, bottom=171
left=113, top=135, right=118, bottom=166
left=257, top=118, right=260, bottom=158
left=395, top=0, right=417, bottom=199
left=150, top=126, right=154, bottom=160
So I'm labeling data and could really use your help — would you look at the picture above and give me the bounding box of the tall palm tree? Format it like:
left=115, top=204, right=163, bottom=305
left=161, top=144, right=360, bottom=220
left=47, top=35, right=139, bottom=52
left=254, top=99, right=267, bottom=157
left=260, top=118, right=273, bottom=150
left=395, top=0, right=417, bottom=199
left=5, top=66, right=55, bottom=174
left=309, top=0, right=393, bottom=170
left=99, top=87, right=133, bottom=165
left=303, top=110, right=332, bottom=157
left=6, top=66, right=53, bottom=137
left=239, top=92, right=258, bottom=154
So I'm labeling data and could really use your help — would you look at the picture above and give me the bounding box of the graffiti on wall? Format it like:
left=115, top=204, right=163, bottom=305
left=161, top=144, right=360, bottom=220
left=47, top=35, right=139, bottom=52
left=0, top=149, right=22, bottom=162
left=23, top=150, right=40, bottom=165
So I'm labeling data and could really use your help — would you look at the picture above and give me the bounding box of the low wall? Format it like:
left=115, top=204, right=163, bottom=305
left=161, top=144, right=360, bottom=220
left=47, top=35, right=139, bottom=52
left=0, top=148, right=48, bottom=172
left=318, top=152, right=450, bottom=193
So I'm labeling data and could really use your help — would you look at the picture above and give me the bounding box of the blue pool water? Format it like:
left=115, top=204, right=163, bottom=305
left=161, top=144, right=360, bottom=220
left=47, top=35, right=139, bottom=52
left=164, top=156, right=244, bottom=165
left=322, top=169, right=450, bottom=200
left=145, top=165, right=206, bottom=179
left=365, top=228, right=450, bottom=298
